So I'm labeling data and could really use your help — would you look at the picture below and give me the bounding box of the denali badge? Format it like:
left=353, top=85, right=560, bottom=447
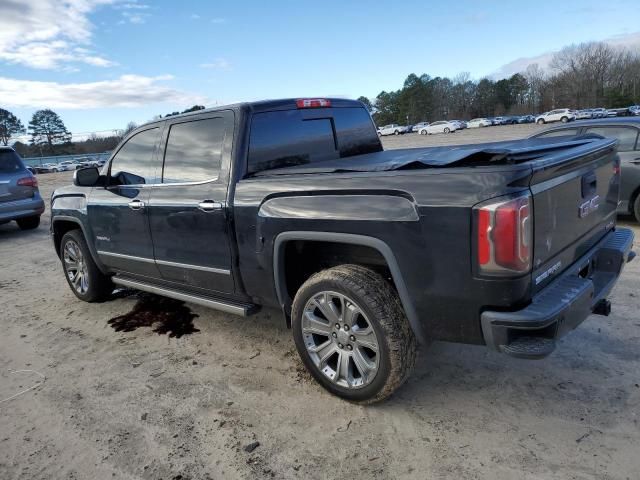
left=579, top=195, right=599, bottom=218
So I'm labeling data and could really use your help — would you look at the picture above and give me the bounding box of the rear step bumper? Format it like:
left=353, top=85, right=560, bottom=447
left=481, top=228, right=635, bottom=359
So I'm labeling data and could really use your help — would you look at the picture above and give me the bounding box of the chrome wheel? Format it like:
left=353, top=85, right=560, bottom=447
left=63, top=239, right=89, bottom=295
left=302, top=291, right=379, bottom=389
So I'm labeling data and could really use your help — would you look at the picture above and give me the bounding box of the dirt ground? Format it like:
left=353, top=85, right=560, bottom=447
left=1, top=124, right=639, bottom=480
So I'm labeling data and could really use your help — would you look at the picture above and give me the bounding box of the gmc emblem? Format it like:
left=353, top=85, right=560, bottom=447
left=579, top=195, right=600, bottom=218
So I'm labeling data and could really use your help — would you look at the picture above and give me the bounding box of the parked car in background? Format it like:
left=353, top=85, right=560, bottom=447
left=575, top=109, right=593, bottom=120
left=377, top=124, right=409, bottom=136
left=419, top=120, right=458, bottom=134
left=34, top=163, right=63, bottom=174
left=467, top=118, right=491, bottom=128
left=0, top=147, right=45, bottom=230
left=517, top=115, right=535, bottom=123
left=535, top=108, right=575, bottom=124
left=493, top=116, right=506, bottom=125
left=450, top=120, right=467, bottom=129
left=591, top=108, right=607, bottom=118
left=411, top=122, right=429, bottom=132
left=530, top=117, right=640, bottom=222
left=629, top=105, right=640, bottom=116
left=58, top=160, right=80, bottom=171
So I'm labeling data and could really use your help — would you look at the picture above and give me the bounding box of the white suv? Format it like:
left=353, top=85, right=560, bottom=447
left=535, top=109, right=575, bottom=125
left=377, top=124, right=409, bottom=136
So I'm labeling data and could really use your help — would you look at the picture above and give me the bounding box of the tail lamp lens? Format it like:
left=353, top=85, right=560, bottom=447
left=17, top=176, right=38, bottom=188
left=476, top=193, right=532, bottom=275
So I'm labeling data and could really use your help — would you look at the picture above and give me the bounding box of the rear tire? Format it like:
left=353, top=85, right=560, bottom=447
left=633, top=194, right=640, bottom=224
left=291, top=265, right=417, bottom=404
left=537, top=119, right=545, bottom=124
left=394, top=130, right=399, bottom=135
left=60, top=230, right=113, bottom=302
left=444, top=127, right=450, bottom=133
left=17, top=215, right=40, bottom=230
left=561, top=116, right=568, bottom=123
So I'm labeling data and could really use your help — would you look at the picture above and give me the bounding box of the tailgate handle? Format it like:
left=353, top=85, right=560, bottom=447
left=581, top=172, right=597, bottom=198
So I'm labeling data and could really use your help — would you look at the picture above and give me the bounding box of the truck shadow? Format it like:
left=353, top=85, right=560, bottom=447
left=108, top=292, right=200, bottom=338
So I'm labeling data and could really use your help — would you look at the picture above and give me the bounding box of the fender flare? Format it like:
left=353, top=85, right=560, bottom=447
left=273, top=231, right=425, bottom=343
left=51, top=215, right=108, bottom=274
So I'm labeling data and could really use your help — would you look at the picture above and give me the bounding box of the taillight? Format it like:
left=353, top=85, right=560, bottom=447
left=296, top=98, right=331, bottom=108
left=17, top=176, right=38, bottom=188
left=613, top=157, right=621, bottom=176
left=475, top=193, right=532, bottom=275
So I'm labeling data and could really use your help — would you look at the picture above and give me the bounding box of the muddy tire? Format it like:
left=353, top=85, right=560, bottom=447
left=291, top=264, right=417, bottom=404
left=60, top=229, right=113, bottom=302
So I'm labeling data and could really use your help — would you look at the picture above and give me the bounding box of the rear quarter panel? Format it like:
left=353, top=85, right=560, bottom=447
left=233, top=166, right=533, bottom=344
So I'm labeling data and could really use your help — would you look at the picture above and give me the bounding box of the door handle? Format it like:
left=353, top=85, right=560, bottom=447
left=631, top=158, right=640, bottom=165
left=198, top=200, right=223, bottom=212
left=128, top=199, right=145, bottom=210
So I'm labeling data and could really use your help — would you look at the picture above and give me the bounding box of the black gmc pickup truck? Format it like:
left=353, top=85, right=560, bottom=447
left=51, top=98, right=635, bottom=403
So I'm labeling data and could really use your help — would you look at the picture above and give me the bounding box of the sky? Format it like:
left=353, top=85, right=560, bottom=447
left=1, top=0, right=639, bottom=139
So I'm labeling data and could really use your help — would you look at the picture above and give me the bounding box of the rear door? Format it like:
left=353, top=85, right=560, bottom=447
left=88, top=126, right=162, bottom=277
left=0, top=150, right=31, bottom=204
left=148, top=111, right=235, bottom=294
left=582, top=125, right=640, bottom=214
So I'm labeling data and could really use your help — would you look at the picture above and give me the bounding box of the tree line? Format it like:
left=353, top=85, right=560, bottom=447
left=360, top=41, right=640, bottom=126
left=0, top=105, right=206, bottom=158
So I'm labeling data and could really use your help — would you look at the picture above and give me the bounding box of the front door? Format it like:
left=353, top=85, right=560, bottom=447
left=148, top=111, right=235, bottom=294
left=88, top=126, right=163, bottom=278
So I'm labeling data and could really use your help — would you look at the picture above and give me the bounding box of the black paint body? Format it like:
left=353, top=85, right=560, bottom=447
left=50, top=99, right=626, bottom=346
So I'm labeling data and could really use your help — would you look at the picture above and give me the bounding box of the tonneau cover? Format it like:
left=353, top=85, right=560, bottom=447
left=253, top=134, right=611, bottom=176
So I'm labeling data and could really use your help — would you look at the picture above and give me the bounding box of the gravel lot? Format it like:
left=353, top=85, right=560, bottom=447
left=1, top=124, right=639, bottom=480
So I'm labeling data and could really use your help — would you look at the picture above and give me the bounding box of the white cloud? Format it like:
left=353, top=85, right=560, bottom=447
left=0, top=0, right=115, bottom=69
left=199, top=58, right=232, bottom=70
left=115, top=0, right=151, bottom=24
left=211, top=18, right=227, bottom=24
left=0, top=75, right=208, bottom=109
left=490, top=30, right=640, bottom=79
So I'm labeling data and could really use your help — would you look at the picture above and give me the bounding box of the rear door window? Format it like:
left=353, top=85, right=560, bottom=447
left=109, top=127, right=160, bottom=185
left=584, top=126, right=638, bottom=151
left=162, top=117, right=226, bottom=183
left=247, top=107, right=381, bottom=174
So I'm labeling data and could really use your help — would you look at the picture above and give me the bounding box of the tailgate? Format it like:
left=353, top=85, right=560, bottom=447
left=530, top=138, right=619, bottom=292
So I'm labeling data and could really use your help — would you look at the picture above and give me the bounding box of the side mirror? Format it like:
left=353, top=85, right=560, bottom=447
left=73, top=167, right=102, bottom=187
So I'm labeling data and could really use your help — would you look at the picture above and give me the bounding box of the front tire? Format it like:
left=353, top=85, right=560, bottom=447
left=561, top=116, right=568, bottom=123
left=444, top=127, right=450, bottom=133
left=60, top=230, right=113, bottom=302
left=291, top=265, right=417, bottom=404
left=17, top=215, right=40, bottom=230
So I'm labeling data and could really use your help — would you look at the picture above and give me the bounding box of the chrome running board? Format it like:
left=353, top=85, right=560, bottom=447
left=112, top=277, right=255, bottom=316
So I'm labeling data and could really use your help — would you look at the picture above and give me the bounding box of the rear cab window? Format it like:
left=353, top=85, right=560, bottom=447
left=247, top=106, right=382, bottom=174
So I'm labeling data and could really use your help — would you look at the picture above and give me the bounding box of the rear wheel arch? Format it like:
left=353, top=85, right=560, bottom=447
left=273, top=232, right=425, bottom=343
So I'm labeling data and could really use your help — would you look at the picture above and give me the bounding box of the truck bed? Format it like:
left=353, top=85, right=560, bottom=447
left=252, top=135, right=611, bottom=175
